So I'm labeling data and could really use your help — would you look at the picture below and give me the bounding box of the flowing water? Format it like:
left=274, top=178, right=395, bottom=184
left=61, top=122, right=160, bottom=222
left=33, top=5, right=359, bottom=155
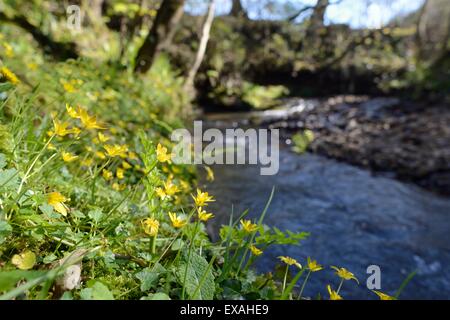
left=200, top=99, right=450, bottom=299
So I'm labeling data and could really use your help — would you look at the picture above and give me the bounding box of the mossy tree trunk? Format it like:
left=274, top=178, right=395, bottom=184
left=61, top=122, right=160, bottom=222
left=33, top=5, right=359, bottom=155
left=134, top=0, right=185, bottom=73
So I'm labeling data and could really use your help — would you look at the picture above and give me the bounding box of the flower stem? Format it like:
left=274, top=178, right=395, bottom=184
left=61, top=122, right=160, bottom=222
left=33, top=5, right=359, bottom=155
left=298, top=270, right=311, bottom=300
left=337, top=278, right=344, bottom=294
left=281, top=265, right=289, bottom=297
left=181, top=220, right=199, bottom=300
left=150, top=235, right=156, bottom=255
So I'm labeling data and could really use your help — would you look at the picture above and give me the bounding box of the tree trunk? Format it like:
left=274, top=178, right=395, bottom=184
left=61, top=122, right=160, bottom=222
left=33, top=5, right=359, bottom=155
left=305, top=0, right=329, bottom=42
left=415, top=0, right=450, bottom=65
left=230, top=0, right=247, bottom=18
left=134, top=0, right=185, bottom=73
left=184, top=0, right=216, bottom=91
left=83, top=0, right=104, bottom=27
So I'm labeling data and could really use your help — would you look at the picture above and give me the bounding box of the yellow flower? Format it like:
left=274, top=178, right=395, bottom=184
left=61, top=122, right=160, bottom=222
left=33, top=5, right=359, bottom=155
left=66, top=103, right=79, bottom=118
left=204, top=166, right=214, bottom=181
left=77, top=107, right=105, bottom=130
left=2, top=42, right=14, bottom=57
left=192, top=188, right=215, bottom=207
left=81, top=158, right=94, bottom=167
left=180, top=180, right=190, bottom=192
left=331, top=266, right=359, bottom=283
left=47, top=143, right=56, bottom=151
left=112, top=182, right=126, bottom=191
left=71, top=127, right=81, bottom=137
left=27, top=62, right=38, bottom=71
left=372, top=290, right=396, bottom=300
left=12, top=251, right=36, bottom=270
left=327, top=285, right=343, bottom=300
left=142, top=217, right=159, bottom=237
left=168, top=212, right=187, bottom=228
left=155, top=187, right=168, bottom=200
left=102, top=169, right=113, bottom=181
left=156, top=143, right=172, bottom=163
left=307, top=257, right=323, bottom=272
left=62, top=151, right=78, bottom=162
left=53, top=119, right=77, bottom=137
left=249, top=245, right=263, bottom=256
left=104, top=144, right=128, bottom=158
left=164, top=180, right=179, bottom=196
left=98, top=132, right=110, bottom=143
left=95, top=151, right=106, bottom=160
left=63, top=82, right=76, bottom=93
left=197, top=207, right=214, bottom=222
left=122, top=161, right=132, bottom=169
left=0, top=66, right=20, bottom=85
left=240, top=219, right=258, bottom=233
left=47, top=192, right=69, bottom=216
left=116, top=167, right=125, bottom=179
left=128, top=151, right=138, bottom=160
left=278, top=256, right=302, bottom=268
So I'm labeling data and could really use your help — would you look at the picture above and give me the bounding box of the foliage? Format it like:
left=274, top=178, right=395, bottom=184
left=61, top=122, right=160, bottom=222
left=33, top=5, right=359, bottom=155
left=291, top=130, right=314, bottom=154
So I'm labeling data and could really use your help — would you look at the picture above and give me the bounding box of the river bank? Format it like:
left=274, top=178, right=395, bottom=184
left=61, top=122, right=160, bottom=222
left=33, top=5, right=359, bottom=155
left=204, top=96, right=450, bottom=196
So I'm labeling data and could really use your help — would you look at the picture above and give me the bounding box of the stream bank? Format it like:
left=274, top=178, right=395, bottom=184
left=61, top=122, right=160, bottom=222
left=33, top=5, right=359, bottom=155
left=199, top=96, right=450, bottom=299
left=205, top=96, right=450, bottom=195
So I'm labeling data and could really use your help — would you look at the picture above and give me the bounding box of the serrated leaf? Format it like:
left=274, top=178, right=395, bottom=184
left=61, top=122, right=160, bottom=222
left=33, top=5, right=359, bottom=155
left=135, top=269, right=159, bottom=292
left=176, top=252, right=215, bottom=300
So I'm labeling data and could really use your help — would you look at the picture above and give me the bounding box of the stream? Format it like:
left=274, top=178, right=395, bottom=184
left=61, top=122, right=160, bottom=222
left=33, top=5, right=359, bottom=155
left=199, top=98, right=450, bottom=299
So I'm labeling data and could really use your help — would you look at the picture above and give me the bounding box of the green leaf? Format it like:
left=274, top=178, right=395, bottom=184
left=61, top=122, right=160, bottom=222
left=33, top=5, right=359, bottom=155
left=0, top=154, right=6, bottom=169
left=60, top=292, right=73, bottom=300
left=80, top=281, right=114, bottom=300
left=91, top=282, right=114, bottom=300
left=43, top=253, right=58, bottom=264
left=171, top=238, right=184, bottom=251
left=39, top=204, right=54, bottom=216
left=79, top=288, right=93, bottom=300
left=0, top=168, right=19, bottom=190
left=0, top=270, right=45, bottom=291
left=88, top=208, right=103, bottom=223
left=145, top=292, right=171, bottom=300
left=177, top=252, right=215, bottom=300
left=71, top=210, right=85, bottom=219
left=0, top=220, right=12, bottom=245
left=135, top=269, right=159, bottom=292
